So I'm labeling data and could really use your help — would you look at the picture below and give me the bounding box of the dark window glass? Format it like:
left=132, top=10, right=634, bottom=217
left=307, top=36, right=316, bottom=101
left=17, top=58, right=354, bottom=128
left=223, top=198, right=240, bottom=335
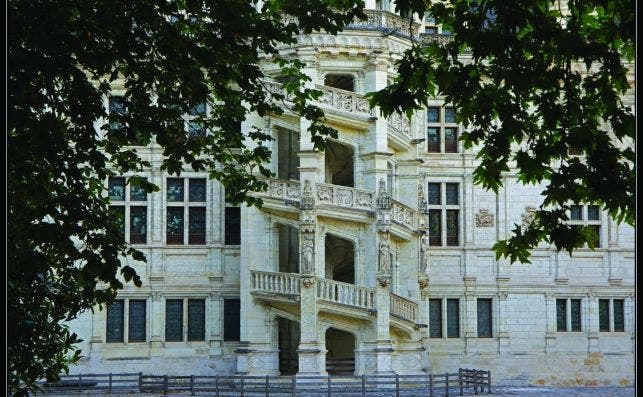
left=427, top=127, right=440, bottom=152
left=188, top=299, right=206, bottom=341
left=556, top=299, right=567, bottom=331
left=587, top=205, right=600, bottom=221
left=428, top=210, right=441, bottom=246
left=445, top=127, right=458, bottom=153
left=599, top=299, right=610, bottom=332
left=570, top=205, right=582, bottom=220
left=570, top=299, right=581, bottom=332
left=188, top=103, right=207, bottom=137
left=225, top=207, right=241, bottom=245
left=130, top=178, right=148, bottom=201
left=224, top=299, right=241, bottom=341
left=613, top=300, right=624, bottom=332
left=444, top=108, right=456, bottom=123
left=446, top=183, right=458, bottom=205
left=130, top=206, right=147, bottom=244
left=109, top=96, right=126, bottom=133
left=429, top=299, right=442, bottom=338
left=427, top=107, right=440, bottom=123
left=189, top=179, right=206, bottom=201
left=446, top=210, right=459, bottom=246
left=108, top=177, right=126, bottom=201
left=165, top=300, right=183, bottom=341
left=189, top=102, right=206, bottom=116
left=324, top=74, right=354, bottom=92
left=189, top=207, right=206, bottom=245
left=106, top=300, right=124, bottom=343
left=167, top=178, right=184, bottom=201
left=428, top=183, right=441, bottom=205
left=110, top=206, right=125, bottom=239
left=128, top=300, right=146, bottom=342
left=167, top=207, right=184, bottom=244
left=447, top=299, right=460, bottom=338
left=477, top=298, right=492, bottom=338
left=587, top=225, right=600, bottom=248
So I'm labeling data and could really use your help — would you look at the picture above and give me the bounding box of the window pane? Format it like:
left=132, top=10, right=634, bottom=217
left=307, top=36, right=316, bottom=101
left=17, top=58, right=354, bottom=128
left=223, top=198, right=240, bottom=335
left=445, top=127, right=458, bottom=153
left=477, top=298, right=492, bottom=338
left=167, top=178, right=184, bottom=202
left=224, top=299, right=240, bottom=341
left=587, top=225, right=600, bottom=248
left=599, top=299, right=610, bottom=332
left=428, top=183, right=441, bottom=205
left=428, top=210, right=441, bottom=246
left=110, top=206, right=125, bottom=239
left=128, top=300, right=146, bottom=342
left=427, top=127, right=440, bottom=152
left=427, top=107, right=440, bottom=123
left=188, top=299, right=206, bottom=341
left=587, top=205, right=600, bottom=221
left=188, top=121, right=206, bottom=137
left=109, top=96, right=126, bottom=132
left=165, top=300, right=183, bottom=341
left=446, top=210, right=459, bottom=246
left=129, top=178, right=148, bottom=201
left=189, top=102, right=206, bottom=116
left=570, top=299, right=581, bottom=332
left=446, top=183, right=458, bottom=205
left=570, top=205, right=582, bottom=220
left=447, top=299, right=460, bottom=338
left=130, top=206, right=147, bottom=244
left=556, top=299, right=567, bottom=332
left=225, top=207, right=241, bottom=245
left=189, top=178, right=206, bottom=202
left=108, top=177, right=126, bottom=201
left=167, top=207, right=184, bottom=244
left=429, top=299, right=442, bottom=338
left=613, top=300, right=624, bottom=332
left=444, top=107, right=456, bottom=123
left=189, top=207, right=206, bottom=245
left=106, top=300, right=124, bottom=343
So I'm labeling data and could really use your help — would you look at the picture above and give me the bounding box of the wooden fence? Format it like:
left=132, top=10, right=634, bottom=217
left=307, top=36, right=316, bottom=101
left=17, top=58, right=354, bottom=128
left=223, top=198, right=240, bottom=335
left=33, top=368, right=491, bottom=396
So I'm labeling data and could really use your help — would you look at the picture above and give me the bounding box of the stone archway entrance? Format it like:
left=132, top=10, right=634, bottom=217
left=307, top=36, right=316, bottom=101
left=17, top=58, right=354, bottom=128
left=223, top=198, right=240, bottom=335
left=325, top=234, right=355, bottom=284
left=325, top=328, right=356, bottom=375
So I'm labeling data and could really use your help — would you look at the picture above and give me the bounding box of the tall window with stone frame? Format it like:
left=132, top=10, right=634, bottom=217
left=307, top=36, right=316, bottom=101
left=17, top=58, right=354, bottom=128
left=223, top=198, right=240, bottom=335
left=186, top=102, right=207, bottom=138
left=224, top=201, right=241, bottom=246
left=556, top=298, right=582, bottom=332
left=108, top=96, right=145, bottom=145
left=426, top=106, right=458, bottom=153
left=598, top=298, right=625, bottom=333
left=106, top=299, right=147, bottom=343
left=427, top=182, right=460, bottom=246
left=476, top=298, right=493, bottom=338
left=108, top=176, right=148, bottom=245
left=223, top=299, right=241, bottom=341
left=429, top=298, right=460, bottom=338
left=165, top=298, right=206, bottom=342
left=166, top=178, right=207, bottom=245
left=569, top=204, right=601, bottom=247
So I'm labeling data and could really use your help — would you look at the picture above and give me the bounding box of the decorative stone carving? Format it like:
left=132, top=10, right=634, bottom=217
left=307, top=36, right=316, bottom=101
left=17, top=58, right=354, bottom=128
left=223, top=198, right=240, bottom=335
left=377, top=275, right=390, bottom=287
left=521, top=206, right=538, bottom=228
left=418, top=277, right=429, bottom=290
left=377, top=178, right=391, bottom=210
left=387, top=112, right=411, bottom=137
left=301, top=180, right=314, bottom=210
left=336, top=188, right=353, bottom=206
left=301, top=233, right=315, bottom=274
left=497, top=291, right=508, bottom=300
left=301, top=276, right=315, bottom=288
left=317, top=185, right=333, bottom=202
left=378, top=232, right=391, bottom=274
left=420, top=232, right=430, bottom=274
left=356, top=191, right=373, bottom=207
left=475, top=209, right=495, bottom=227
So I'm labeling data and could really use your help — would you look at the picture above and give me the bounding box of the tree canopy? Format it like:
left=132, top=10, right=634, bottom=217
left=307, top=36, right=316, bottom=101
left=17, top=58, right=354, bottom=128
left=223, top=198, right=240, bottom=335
left=8, top=0, right=363, bottom=393
left=370, top=0, right=635, bottom=263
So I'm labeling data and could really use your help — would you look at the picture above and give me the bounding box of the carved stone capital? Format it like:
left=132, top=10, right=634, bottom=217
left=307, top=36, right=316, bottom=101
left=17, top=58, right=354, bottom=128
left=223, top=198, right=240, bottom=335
left=497, top=291, right=508, bottom=300
left=377, top=275, right=391, bottom=287
left=418, top=277, right=429, bottom=290
left=301, top=276, right=315, bottom=288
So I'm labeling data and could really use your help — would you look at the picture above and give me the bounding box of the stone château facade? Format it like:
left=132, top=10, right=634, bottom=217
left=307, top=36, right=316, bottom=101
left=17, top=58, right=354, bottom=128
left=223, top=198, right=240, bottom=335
left=68, top=0, right=635, bottom=387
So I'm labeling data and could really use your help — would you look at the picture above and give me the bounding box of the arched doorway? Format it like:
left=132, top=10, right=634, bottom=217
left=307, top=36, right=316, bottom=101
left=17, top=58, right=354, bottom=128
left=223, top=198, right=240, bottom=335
left=278, top=317, right=300, bottom=375
left=325, top=234, right=355, bottom=284
left=325, top=141, right=354, bottom=188
left=325, top=328, right=356, bottom=375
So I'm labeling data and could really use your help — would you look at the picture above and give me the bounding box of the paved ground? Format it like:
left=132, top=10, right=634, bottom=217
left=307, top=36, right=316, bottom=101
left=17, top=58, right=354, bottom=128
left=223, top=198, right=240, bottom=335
left=484, top=386, right=635, bottom=396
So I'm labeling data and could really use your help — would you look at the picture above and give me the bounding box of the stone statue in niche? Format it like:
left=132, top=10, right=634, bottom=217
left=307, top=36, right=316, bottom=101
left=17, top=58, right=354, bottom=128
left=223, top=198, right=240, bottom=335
left=420, top=232, right=430, bottom=274
left=378, top=233, right=391, bottom=274
left=301, top=233, right=315, bottom=274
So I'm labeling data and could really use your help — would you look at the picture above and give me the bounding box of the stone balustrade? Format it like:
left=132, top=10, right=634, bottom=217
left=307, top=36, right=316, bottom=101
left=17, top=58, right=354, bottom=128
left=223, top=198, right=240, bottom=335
left=256, top=177, right=301, bottom=202
left=315, top=183, right=375, bottom=211
left=251, top=270, right=301, bottom=296
left=317, top=278, right=375, bottom=310
left=420, top=33, right=455, bottom=46
left=391, top=200, right=416, bottom=229
left=348, top=9, right=420, bottom=38
left=390, top=293, right=418, bottom=323
left=314, top=84, right=375, bottom=117
left=387, top=112, right=411, bottom=137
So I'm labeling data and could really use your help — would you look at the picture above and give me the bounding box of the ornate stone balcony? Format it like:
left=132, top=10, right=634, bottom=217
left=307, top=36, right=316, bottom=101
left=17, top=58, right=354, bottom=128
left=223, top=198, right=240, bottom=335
left=315, top=183, right=375, bottom=211
left=390, top=293, right=418, bottom=323
left=391, top=199, right=417, bottom=229
left=255, top=177, right=300, bottom=203
left=314, top=84, right=375, bottom=118
left=347, top=9, right=420, bottom=39
left=251, top=270, right=301, bottom=297
left=387, top=112, right=411, bottom=138
left=317, top=278, right=375, bottom=310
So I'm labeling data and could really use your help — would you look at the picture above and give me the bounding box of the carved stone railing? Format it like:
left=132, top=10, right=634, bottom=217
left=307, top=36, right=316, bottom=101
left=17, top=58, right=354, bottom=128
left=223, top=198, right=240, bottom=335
left=317, top=278, right=375, bottom=310
left=391, top=200, right=416, bottom=229
left=315, top=84, right=375, bottom=117
left=390, top=293, right=418, bottom=323
left=315, top=183, right=375, bottom=211
left=420, top=33, right=455, bottom=46
left=256, top=177, right=301, bottom=202
left=387, top=112, right=411, bottom=137
left=251, top=270, right=301, bottom=296
left=347, top=10, right=420, bottom=38
left=264, top=80, right=290, bottom=100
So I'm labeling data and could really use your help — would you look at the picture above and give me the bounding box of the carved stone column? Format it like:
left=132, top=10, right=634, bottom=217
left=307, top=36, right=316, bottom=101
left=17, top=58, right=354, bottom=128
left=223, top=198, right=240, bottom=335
left=544, top=292, right=557, bottom=353
left=586, top=290, right=600, bottom=353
